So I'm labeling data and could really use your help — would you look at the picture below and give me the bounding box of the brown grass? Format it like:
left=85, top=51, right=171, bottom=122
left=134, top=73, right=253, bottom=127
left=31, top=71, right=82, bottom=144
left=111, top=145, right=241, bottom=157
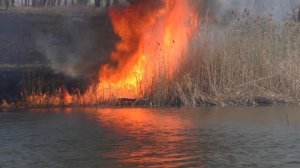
left=167, top=18, right=300, bottom=106
left=1, top=16, right=300, bottom=108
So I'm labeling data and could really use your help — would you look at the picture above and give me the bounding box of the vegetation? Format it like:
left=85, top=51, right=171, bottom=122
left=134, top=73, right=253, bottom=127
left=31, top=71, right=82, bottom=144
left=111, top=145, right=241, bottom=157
left=0, top=6, right=300, bottom=107
left=0, top=10, right=113, bottom=107
left=161, top=17, right=300, bottom=106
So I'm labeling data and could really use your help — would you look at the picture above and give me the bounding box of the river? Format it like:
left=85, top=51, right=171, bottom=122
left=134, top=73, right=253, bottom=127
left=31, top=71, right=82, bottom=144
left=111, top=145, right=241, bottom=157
left=0, top=106, right=300, bottom=167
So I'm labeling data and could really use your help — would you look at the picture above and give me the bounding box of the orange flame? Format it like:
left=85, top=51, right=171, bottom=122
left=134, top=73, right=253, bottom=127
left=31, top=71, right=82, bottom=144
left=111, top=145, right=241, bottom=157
left=25, top=0, right=199, bottom=106
left=96, top=0, right=199, bottom=99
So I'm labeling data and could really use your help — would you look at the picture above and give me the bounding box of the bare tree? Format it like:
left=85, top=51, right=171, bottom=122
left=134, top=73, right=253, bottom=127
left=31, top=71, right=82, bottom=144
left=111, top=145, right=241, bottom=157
left=95, top=0, right=100, bottom=7
left=111, top=0, right=119, bottom=6
left=32, top=0, right=36, bottom=6
left=4, top=0, right=9, bottom=10
left=289, top=0, right=300, bottom=21
left=77, top=0, right=88, bottom=6
left=24, top=0, right=29, bottom=6
left=298, top=5, right=300, bottom=21
left=56, top=0, right=61, bottom=6
left=105, top=0, right=109, bottom=7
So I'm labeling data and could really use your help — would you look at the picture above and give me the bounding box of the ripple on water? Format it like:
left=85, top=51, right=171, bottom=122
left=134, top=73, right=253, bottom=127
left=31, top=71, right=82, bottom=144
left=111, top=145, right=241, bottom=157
left=0, top=107, right=300, bottom=167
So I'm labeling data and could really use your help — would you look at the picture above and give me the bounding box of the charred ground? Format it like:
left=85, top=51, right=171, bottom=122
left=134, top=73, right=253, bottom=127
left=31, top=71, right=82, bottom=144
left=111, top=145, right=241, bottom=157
left=0, top=8, right=117, bottom=103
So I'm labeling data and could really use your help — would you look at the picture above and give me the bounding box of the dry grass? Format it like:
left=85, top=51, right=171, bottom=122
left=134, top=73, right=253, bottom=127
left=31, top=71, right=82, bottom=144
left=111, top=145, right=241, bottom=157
left=1, top=16, right=300, bottom=108
left=167, top=18, right=300, bottom=106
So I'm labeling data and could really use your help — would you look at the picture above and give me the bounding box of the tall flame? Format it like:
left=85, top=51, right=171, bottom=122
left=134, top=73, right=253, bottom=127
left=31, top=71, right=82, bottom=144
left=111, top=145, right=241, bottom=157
left=96, top=0, right=199, bottom=99
left=24, top=0, right=199, bottom=106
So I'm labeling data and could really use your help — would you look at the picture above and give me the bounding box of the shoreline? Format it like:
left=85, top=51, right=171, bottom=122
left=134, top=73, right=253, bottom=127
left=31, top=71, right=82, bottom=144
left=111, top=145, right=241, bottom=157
left=0, top=10, right=299, bottom=108
left=0, top=97, right=298, bottom=110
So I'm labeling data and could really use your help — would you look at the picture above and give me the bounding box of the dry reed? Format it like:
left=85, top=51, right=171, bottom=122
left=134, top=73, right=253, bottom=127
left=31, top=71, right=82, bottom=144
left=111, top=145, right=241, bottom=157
left=167, top=17, right=300, bottom=106
left=1, top=16, right=299, bottom=107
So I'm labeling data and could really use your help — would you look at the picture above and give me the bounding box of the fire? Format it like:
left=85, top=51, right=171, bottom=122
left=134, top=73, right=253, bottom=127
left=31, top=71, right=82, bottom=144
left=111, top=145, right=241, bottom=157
left=24, top=0, right=199, bottom=106
left=96, top=0, right=199, bottom=99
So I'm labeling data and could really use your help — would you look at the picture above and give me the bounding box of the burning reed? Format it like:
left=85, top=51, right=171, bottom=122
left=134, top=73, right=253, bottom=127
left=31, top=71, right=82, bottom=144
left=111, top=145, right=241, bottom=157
left=1, top=2, right=300, bottom=107
left=19, top=18, right=300, bottom=107
left=0, top=0, right=198, bottom=107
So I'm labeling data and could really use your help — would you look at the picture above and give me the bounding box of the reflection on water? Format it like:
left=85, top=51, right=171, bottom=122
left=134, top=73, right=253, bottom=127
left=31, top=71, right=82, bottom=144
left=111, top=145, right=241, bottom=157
left=91, top=108, right=204, bottom=167
left=0, top=106, right=300, bottom=167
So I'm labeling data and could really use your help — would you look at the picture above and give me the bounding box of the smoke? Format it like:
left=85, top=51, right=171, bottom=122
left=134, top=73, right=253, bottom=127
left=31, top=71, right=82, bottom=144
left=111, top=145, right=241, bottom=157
left=201, top=0, right=299, bottom=20
left=36, top=0, right=298, bottom=81
left=36, top=12, right=117, bottom=81
left=35, top=1, right=165, bottom=81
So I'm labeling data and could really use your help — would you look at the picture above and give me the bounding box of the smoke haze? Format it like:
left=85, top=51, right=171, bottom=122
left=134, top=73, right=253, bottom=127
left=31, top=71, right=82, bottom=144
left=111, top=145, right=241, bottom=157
left=36, top=0, right=299, bottom=80
left=201, top=0, right=299, bottom=20
left=36, top=13, right=117, bottom=80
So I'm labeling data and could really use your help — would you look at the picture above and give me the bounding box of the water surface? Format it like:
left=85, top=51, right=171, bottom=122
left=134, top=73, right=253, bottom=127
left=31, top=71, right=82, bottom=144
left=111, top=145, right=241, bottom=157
left=0, top=106, right=300, bottom=168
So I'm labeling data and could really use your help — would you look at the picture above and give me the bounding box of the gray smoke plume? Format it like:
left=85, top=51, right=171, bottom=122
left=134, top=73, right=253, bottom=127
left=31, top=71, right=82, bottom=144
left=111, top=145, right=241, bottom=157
left=36, top=0, right=299, bottom=81
left=201, top=0, right=300, bottom=21
left=36, top=12, right=117, bottom=80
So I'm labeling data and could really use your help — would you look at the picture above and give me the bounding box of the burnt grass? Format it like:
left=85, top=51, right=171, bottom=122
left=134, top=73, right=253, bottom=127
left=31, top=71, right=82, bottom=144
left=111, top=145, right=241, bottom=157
left=0, top=66, right=88, bottom=103
left=0, top=8, right=117, bottom=104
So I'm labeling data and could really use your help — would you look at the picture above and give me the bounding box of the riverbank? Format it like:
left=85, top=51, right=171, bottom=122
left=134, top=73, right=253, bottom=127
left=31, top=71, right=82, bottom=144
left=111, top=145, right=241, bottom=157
left=0, top=9, right=300, bottom=107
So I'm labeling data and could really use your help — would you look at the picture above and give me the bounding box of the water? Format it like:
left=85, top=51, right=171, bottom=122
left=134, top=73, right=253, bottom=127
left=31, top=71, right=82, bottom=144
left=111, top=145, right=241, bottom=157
left=0, top=106, right=300, bottom=168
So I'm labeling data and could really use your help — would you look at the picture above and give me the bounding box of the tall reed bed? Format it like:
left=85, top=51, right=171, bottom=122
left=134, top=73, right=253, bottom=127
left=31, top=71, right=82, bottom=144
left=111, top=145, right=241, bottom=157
left=1, top=17, right=299, bottom=107
left=167, top=18, right=300, bottom=106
